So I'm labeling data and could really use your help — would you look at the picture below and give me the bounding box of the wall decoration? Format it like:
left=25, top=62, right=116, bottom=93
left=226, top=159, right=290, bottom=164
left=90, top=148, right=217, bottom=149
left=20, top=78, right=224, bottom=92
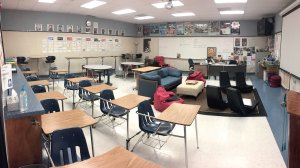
left=194, top=23, right=208, bottom=33
left=242, top=38, right=247, bottom=47
left=57, top=24, right=64, bottom=32
left=77, top=26, right=82, bottom=33
left=159, top=24, right=167, bottom=36
left=143, top=25, right=150, bottom=36
left=207, top=47, right=217, bottom=57
left=143, top=38, right=151, bottom=53
left=115, top=30, right=119, bottom=36
left=234, top=38, right=240, bottom=46
left=184, top=22, right=193, bottom=35
left=176, top=23, right=184, bottom=35
left=108, top=29, right=112, bottom=35
left=220, top=21, right=231, bottom=35
left=208, top=21, right=220, bottom=35
left=137, top=25, right=143, bottom=34
left=150, top=25, right=159, bottom=34
left=121, top=30, right=125, bottom=36
left=47, top=24, right=54, bottom=32
left=93, top=27, right=98, bottom=34
left=35, top=24, right=43, bottom=31
left=85, top=27, right=91, bottom=33
left=67, top=25, right=73, bottom=33
left=231, top=21, right=240, bottom=35
left=166, top=22, right=176, bottom=36
left=101, top=28, right=106, bottom=35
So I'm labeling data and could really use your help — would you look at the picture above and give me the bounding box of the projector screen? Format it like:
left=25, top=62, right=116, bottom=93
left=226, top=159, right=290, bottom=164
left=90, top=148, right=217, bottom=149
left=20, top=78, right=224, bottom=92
left=280, top=7, right=300, bottom=77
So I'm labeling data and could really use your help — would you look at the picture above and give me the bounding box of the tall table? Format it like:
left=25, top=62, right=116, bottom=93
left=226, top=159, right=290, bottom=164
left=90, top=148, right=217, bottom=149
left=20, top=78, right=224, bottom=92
left=157, top=103, right=201, bottom=168
left=83, top=84, right=117, bottom=118
left=121, top=62, right=144, bottom=78
left=51, top=146, right=160, bottom=168
left=82, top=56, right=99, bottom=65
left=83, top=64, right=113, bottom=85
left=41, top=109, right=97, bottom=156
left=35, top=91, right=67, bottom=111
left=65, top=57, right=83, bottom=73
left=110, top=94, right=150, bottom=149
left=28, top=56, right=46, bottom=75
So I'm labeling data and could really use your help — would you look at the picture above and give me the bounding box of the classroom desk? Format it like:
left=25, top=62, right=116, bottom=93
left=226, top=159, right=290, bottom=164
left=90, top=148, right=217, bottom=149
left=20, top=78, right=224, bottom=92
left=51, top=146, right=161, bottom=168
left=28, top=80, right=50, bottom=91
left=157, top=103, right=200, bottom=168
left=67, top=77, right=93, bottom=108
left=65, top=57, right=83, bottom=73
left=83, top=84, right=117, bottom=118
left=110, top=94, right=150, bottom=149
left=121, top=62, right=144, bottom=78
left=41, top=109, right=97, bottom=156
left=22, top=70, right=38, bottom=76
left=28, top=56, right=46, bottom=75
left=49, top=69, right=67, bottom=90
left=132, top=66, right=161, bottom=90
left=35, top=91, right=67, bottom=111
left=83, top=64, right=113, bottom=85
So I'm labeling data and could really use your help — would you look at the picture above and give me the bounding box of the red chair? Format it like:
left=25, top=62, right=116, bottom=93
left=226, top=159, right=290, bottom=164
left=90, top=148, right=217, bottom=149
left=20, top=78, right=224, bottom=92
left=154, top=86, right=184, bottom=112
left=187, top=71, right=206, bottom=85
left=154, top=56, right=169, bottom=67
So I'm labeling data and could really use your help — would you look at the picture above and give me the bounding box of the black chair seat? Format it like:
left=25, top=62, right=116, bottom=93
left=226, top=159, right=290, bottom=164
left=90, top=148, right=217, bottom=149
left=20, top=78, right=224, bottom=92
left=206, top=85, right=228, bottom=110
left=45, top=60, right=55, bottom=63
left=143, top=120, right=175, bottom=135
left=100, top=90, right=128, bottom=117
left=82, top=94, right=100, bottom=101
left=40, top=99, right=60, bottom=113
left=236, top=85, right=253, bottom=93
left=235, top=72, right=253, bottom=93
left=66, top=85, right=79, bottom=90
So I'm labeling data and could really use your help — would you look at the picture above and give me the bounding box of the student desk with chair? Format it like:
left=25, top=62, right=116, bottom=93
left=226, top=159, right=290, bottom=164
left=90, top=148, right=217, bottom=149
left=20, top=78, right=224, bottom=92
left=35, top=91, right=67, bottom=111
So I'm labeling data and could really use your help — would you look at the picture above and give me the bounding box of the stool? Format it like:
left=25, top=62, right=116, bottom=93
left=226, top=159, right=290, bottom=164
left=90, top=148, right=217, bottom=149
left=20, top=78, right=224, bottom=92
left=269, top=75, right=281, bottom=87
left=45, top=56, right=56, bottom=69
left=16, top=56, right=28, bottom=68
left=176, top=80, right=204, bottom=98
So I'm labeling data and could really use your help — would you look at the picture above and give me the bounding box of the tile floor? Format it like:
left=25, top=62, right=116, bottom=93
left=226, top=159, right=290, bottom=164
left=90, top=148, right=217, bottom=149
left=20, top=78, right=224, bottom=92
left=44, top=74, right=286, bottom=168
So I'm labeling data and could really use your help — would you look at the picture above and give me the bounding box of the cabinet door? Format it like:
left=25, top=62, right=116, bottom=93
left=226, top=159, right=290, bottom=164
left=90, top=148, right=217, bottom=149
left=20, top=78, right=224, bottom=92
left=6, top=115, right=42, bottom=168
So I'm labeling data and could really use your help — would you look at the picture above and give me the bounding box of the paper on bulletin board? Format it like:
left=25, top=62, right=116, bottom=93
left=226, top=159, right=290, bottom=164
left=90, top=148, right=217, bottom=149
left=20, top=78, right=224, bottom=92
left=1, top=64, right=13, bottom=91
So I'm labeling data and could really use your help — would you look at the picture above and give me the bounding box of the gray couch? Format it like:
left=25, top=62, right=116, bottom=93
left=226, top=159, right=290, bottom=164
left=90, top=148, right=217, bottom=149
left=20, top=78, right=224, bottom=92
left=138, top=67, right=182, bottom=101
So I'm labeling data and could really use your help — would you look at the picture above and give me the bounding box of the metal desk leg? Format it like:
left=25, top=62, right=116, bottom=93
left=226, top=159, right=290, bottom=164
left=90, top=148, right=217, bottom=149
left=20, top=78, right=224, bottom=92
left=61, top=100, right=64, bottom=111
left=91, top=100, right=94, bottom=118
left=36, top=59, right=40, bottom=77
left=126, top=112, right=130, bottom=150
left=68, top=59, right=71, bottom=73
left=89, top=126, right=95, bottom=157
left=52, top=78, right=55, bottom=90
left=106, top=70, right=112, bottom=86
left=195, top=117, right=199, bottom=149
left=114, top=56, right=117, bottom=72
left=184, top=126, right=188, bottom=168
left=72, top=90, right=75, bottom=109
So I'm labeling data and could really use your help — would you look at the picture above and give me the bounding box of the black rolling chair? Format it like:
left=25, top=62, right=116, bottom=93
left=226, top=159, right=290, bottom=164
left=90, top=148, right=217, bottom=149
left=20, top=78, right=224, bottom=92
left=206, top=85, right=228, bottom=110
left=17, top=56, right=28, bottom=65
left=188, top=58, right=194, bottom=71
left=78, top=80, right=100, bottom=116
left=235, top=72, right=253, bottom=93
left=226, top=87, right=258, bottom=116
left=131, top=100, right=175, bottom=151
left=40, top=99, right=60, bottom=113
left=26, top=75, right=39, bottom=81
left=219, top=71, right=232, bottom=92
left=99, top=90, right=128, bottom=126
left=45, top=56, right=56, bottom=68
left=135, top=53, right=142, bottom=61
left=31, top=85, right=46, bottom=93
left=46, top=127, right=90, bottom=167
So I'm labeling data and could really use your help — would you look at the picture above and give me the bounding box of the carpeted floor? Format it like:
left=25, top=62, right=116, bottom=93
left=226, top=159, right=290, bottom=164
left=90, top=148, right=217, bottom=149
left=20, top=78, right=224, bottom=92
left=182, top=88, right=267, bottom=117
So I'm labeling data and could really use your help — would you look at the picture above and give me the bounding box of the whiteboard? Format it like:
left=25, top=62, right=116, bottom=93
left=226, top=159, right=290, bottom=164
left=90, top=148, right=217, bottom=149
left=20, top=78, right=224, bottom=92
left=159, top=37, right=233, bottom=59
left=280, top=7, right=300, bottom=78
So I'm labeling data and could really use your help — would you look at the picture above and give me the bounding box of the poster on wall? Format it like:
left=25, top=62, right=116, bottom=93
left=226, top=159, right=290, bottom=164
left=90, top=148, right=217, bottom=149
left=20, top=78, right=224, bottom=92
left=77, top=26, right=82, bottom=33
left=35, top=24, right=43, bottom=31
left=93, top=22, right=98, bottom=34
left=242, top=38, right=247, bottom=47
left=176, top=23, right=184, bottom=35
left=208, top=21, right=220, bottom=35
left=166, top=22, right=176, bottom=36
left=101, top=28, right=106, bottom=35
left=67, top=25, right=73, bottom=33
left=47, top=24, right=54, bottom=32
left=143, top=38, right=151, bottom=53
left=159, top=24, right=167, bottom=36
left=150, top=25, right=159, bottom=34
left=194, top=23, right=208, bottom=33
left=207, top=47, right=217, bottom=57
left=143, top=25, right=150, bottom=36
left=121, top=30, right=125, bottom=36
left=108, top=29, right=112, bottom=35
left=86, top=27, right=92, bottom=33
left=220, top=21, right=231, bottom=35
left=184, top=22, right=193, bottom=36
left=231, top=21, right=240, bottom=35
left=137, top=25, right=143, bottom=35
left=234, top=38, right=240, bottom=46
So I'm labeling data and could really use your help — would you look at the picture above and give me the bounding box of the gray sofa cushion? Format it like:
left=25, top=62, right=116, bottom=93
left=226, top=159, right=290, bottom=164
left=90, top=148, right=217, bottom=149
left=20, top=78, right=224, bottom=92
left=158, top=68, right=169, bottom=78
left=161, top=76, right=181, bottom=88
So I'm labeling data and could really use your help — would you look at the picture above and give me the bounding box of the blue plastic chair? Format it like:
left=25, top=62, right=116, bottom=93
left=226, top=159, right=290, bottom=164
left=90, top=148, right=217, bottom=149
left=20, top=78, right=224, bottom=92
left=50, top=127, right=90, bottom=167
left=99, top=90, right=128, bottom=118
left=64, top=73, right=79, bottom=91
left=31, top=85, right=46, bottom=93
left=26, top=75, right=39, bottom=81
left=40, top=99, right=60, bottom=113
left=78, top=80, right=100, bottom=116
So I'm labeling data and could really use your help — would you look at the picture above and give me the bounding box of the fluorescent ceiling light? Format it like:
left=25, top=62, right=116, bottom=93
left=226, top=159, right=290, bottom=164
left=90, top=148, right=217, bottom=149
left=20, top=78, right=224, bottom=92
left=152, top=1, right=184, bottom=8
left=81, top=0, right=106, bottom=9
left=214, top=0, right=247, bottom=3
left=112, top=9, right=136, bottom=15
left=220, top=10, right=244, bottom=14
left=172, top=12, right=195, bottom=17
left=134, top=16, right=155, bottom=20
left=38, top=0, right=56, bottom=3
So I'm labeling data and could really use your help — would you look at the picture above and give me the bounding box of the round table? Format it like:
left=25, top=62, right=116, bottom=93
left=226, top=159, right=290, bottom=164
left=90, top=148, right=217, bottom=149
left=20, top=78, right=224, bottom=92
left=83, top=65, right=113, bottom=85
left=120, top=62, right=144, bottom=78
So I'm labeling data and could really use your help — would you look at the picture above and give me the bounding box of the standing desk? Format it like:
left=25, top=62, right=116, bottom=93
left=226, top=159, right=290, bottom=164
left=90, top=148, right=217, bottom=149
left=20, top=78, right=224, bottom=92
left=110, top=94, right=150, bottom=149
left=28, top=56, right=46, bottom=75
left=157, top=103, right=200, bottom=168
left=41, top=109, right=97, bottom=156
left=83, top=65, right=113, bottom=85
left=65, top=57, right=83, bottom=73
left=35, top=91, right=67, bottom=111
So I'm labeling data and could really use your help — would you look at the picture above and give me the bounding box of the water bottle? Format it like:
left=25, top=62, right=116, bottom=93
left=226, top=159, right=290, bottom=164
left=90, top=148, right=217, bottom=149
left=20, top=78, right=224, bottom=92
left=19, top=85, right=28, bottom=112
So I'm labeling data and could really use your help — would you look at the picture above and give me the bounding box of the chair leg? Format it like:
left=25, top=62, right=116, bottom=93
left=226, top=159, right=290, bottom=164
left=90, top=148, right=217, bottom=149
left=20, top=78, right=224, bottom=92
left=131, top=132, right=146, bottom=152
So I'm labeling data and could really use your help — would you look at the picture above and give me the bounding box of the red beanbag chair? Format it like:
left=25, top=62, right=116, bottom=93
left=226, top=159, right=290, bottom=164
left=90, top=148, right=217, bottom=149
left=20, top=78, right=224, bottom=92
left=187, top=72, right=206, bottom=85
left=154, top=86, right=184, bottom=112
